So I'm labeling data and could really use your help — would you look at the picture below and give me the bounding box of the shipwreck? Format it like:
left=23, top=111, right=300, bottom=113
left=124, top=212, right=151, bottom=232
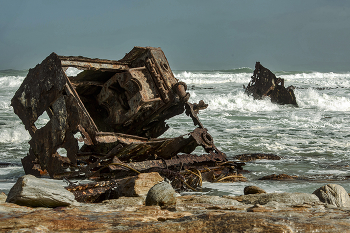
left=245, top=62, right=297, bottom=106
left=11, top=47, right=246, bottom=197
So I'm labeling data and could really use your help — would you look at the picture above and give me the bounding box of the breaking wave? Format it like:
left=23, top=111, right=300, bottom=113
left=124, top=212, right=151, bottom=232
left=175, top=70, right=350, bottom=89
left=189, top=91, right=280, bottom=112
left=0, top=76, right=25, bottom=88
left=295, top=88, right=350, bottom=111
left=0, top=125, right=30, bottom=143
left=277, top=72, right=350, bottom=88
left=174, top=70, right=251, bottom=85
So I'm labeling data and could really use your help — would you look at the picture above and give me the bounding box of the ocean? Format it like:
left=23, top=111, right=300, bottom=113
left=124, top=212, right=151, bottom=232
left=1, top=68, right=350, bottom=196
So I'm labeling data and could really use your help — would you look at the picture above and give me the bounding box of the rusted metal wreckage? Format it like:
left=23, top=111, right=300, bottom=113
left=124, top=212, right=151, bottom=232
left=245, top=62, right=298, bottom=106
left=12, top=47, right=245, bottom=197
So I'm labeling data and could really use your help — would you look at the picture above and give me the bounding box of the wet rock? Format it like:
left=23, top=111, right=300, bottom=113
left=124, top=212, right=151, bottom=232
left=145, top=181, right=177, bottom=206
left=259, top=173, right=298, bottom=180
left=0, top=202, right=34, bottom=215
left=6, top=175, right=77, bottom=207
left=230, top=192, right=321, bottom=206
left=102, top=196, right=145, bottom=206
left=2, top=193, right=350, bottom=232
left=313, top=184, right=350, bottom=207
left=244, top=186, right=266, bottom=195
left=118, top=172, right=164, bottom=197
left=247, top=203, right=274, bottom=212
left=0, top=192, right=7, bottom=203
left=2, top=200, right=350, bottom=232
left=233, top=153, right=281, bottom=161
left=298, top=174, right=350, bottom=181
left=245, top=62, right=298, bottom=106
left=177, top=195, right=241, bottom=206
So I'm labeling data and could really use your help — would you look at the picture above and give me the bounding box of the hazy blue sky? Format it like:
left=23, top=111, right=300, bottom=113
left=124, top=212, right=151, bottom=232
left=1, top=0, right=350, bottom=72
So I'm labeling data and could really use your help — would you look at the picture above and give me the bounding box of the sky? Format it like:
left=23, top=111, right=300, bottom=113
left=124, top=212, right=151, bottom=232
left=1, top=0, right=350, bottom=72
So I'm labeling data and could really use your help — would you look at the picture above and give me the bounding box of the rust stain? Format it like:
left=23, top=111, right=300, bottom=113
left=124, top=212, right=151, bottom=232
left=12, top=46, right=244, bottom=201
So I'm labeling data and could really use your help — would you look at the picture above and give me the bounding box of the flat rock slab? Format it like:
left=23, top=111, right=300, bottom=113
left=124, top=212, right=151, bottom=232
left=1, top=195, right=350, bottom=232
left=6, top=175, right=77, bottom=207
left=227, top=192, right=321, bottom=205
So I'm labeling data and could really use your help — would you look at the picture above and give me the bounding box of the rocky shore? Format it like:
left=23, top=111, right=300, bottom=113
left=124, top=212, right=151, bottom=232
left=2, top=175, right=350, bottom=232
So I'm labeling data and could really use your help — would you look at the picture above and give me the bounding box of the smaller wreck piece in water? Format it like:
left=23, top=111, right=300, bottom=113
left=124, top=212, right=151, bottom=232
left=12, top=47, right=243, bottom=193
left=245, top=62, right=297, bottom=106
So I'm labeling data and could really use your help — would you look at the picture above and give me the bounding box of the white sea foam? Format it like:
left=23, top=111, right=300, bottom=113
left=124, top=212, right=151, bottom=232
left=174, top=71, right=250, bottom=85
left=0, top=166, right=22, bottom=175
left=189, top=91, right=279, bottom=112
left=0, top=76, right=25, bottom=88
left=295, top=89, right=350, bottom=111
left=289, top=111, right=322, bottom=123
left=0, top=182, right=16, bottom=192
left=200, top=180, right=328, bottom=196
left=306, top=169, right=348, bottom=175
left=0, top=101, right=11, bottom=110
left=280, top=72, right=350, bottom=88
left=175, top=71, right=350, bottom=88
left=0, top=126, right=30, bottom=143
left=65, top=67, right=84, bottom=77
left=2, top=69, right=350, bottom=194
left=34, top=111, right=50, bottom=129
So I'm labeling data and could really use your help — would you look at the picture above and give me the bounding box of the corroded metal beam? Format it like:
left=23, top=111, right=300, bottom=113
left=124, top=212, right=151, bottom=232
left=245, top=62, right=297, bottom=106
left=12, top=46, right=229, bottom=182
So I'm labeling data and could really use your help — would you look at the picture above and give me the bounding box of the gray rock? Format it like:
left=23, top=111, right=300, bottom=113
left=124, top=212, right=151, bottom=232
left=244, top=186, right=266, bottom=195
left=103, top=196, right=145, bottom=206
left=313, top=184, right=350, bottom=207
left=145, top=181, right=177, bottom=206
left=6, top=175, right=77, bottom=207
left=234, top=192, right=321, bottom=206
left=177, top=195, right=241, bottom=206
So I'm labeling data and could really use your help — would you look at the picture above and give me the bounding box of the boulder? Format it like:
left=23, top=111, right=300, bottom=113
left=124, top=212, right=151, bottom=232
left=244, top=186, right=266, bottom=195
left=232, top=192, right=321, bottom=206
left=118, top=172, right=164, bottom=197
left=6, top=175, right=77, bottom=207
left=313, top=184, right=350, bottom=207
left=233, top=153, right=281, bottom=161
left=259, top=174, right=298, bottom=180
left=145, top=181, right=177, bottom=206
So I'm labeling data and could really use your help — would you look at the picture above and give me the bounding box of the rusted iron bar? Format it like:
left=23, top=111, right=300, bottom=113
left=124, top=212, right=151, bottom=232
left=60, top=56, right=129, bottom=71
left=65, top=179, right=120, bottom=203
left=82, top=151, right=228, bottom=179
left=65, top=159, right=246, bottom=203
left=12, top=46, right=234, bottom=184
